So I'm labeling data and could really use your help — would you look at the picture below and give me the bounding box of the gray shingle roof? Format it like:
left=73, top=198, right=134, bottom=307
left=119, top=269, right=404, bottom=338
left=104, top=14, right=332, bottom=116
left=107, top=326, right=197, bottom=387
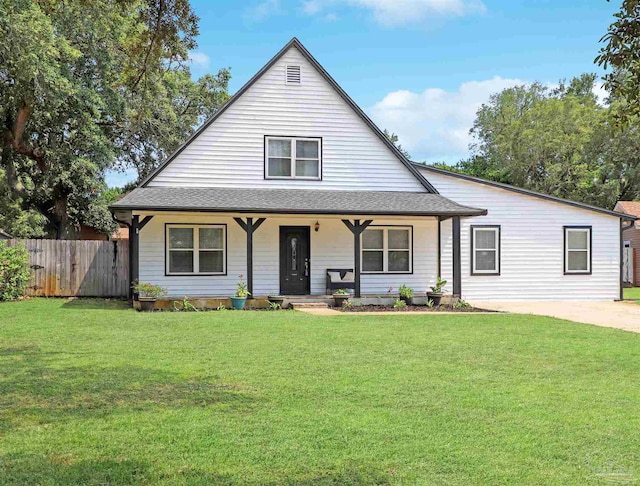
left=110, top=187, right=487, bottom=217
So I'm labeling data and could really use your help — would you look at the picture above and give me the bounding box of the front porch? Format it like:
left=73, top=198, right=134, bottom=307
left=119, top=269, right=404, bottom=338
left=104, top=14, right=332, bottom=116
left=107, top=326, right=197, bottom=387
left=111, top=186, right=487, bottom=300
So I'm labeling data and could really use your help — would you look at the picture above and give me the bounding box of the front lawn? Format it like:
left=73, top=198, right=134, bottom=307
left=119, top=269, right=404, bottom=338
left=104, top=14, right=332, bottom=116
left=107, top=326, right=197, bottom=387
left=1, top=299, right=639, bottom=485
left=624, top=287, right=640, bottom=301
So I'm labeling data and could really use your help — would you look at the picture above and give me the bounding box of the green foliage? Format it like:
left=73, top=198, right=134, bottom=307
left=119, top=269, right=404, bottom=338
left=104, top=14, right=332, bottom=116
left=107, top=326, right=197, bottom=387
left=334, top=288, right=349, bottom=295
left=216, top=303, right=227, bottom=311
left=235, top=275, right=250, bottom=298
left=595, top=0, right=640, bottom=126
left=131, top=280, right=167, bottom=299
left=453, top=300, right=471, bottom=309
left=398, top=284, right=414, bottom=299
left=393, top=298, right=407, bottom=309
left=430, top=277, right=447, bottom=294
left=426, top=299, right=435, bottom=308
left=456, top=74, right=640, bottom=208
left=0, top=0, right=230, bottom=238
left=383, top=129, right=411, bottom=159
left=172, top=296, right=198, bottom=312
left=0, top=241, right=30, bottom=301
left=268, top=301, right=281, bottom=311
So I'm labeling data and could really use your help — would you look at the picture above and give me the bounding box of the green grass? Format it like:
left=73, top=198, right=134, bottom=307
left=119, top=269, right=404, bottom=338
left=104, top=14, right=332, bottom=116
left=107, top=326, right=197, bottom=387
left=624, top=287, right=640, bottom=301
left=1, top=299, right=640, bottom=485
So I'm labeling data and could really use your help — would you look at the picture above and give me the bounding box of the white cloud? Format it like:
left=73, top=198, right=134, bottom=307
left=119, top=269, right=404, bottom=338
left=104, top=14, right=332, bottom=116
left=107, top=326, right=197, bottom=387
left=301, top=0, right=485, bottom=26
left=368, top=76, right=524, bottom=162
left=244, top=0, right=282, bottom=22
left=189, top=51, right=210, bottom=69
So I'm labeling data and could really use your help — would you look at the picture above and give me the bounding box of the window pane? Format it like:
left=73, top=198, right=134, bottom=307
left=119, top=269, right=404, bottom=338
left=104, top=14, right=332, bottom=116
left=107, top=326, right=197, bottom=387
left=199, top=251, right=223, bottom=273
left=170, top=250, right=193, bottom=273
left=296, top=140, right=318, bottom=158
left=169, top=228, right=193, bottom=249
left=268, top=139, right=291, bottom=157
left=295, top=159, right=319, bottom=177
left=568, top=251, right=588, bottom=271
left=388, top=229, right=409, bottom=249
left=475, top=230, right=496, bottom=250
left=567, top=230, right=588, bottom=250
left=268, top=158, right=291, bottom=176
left=362, top=251, right=383, bottom=271
left=388, top=251, right=409, bottom=271
left=200, top=227, right=223, bottom=249
left=475, top=250, right=496, bottom=271
left=362, top=229, right=383, bottom=249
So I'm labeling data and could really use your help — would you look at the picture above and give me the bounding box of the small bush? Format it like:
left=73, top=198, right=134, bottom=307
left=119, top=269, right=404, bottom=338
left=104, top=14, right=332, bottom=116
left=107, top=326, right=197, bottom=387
left=0, top=241, right=31, bottom=301
left=393, top=298, right=407, bottom=309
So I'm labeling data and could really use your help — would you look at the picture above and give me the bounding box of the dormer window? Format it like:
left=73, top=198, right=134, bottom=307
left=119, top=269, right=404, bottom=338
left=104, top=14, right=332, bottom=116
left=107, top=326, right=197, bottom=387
left=265, top=136, right=321, bottom=180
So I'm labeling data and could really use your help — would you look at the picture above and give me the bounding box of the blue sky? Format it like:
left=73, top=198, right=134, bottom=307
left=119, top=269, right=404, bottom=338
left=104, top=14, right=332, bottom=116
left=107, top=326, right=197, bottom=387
left=106, top=0, right=618, bottom=187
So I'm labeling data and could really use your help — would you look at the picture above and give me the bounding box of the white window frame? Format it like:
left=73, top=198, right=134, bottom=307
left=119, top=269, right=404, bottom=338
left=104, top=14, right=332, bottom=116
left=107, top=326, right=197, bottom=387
left=265, top=136, right=321, bottom=180
left=166, top=224, right=226, bottom=276
left=360, top=226, right=412, bottom=274
left=564, top=226, right=591, bottom=275
left=471, top=226, right=500, bottom=275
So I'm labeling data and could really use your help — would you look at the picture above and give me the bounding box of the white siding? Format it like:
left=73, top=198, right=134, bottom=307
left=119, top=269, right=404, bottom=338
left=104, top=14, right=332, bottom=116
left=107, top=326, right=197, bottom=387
left=422, top=170, right=621, bottom=301
left=137, top=212, right=438, bottom=297
left=147, top=47, right=424, bottom=192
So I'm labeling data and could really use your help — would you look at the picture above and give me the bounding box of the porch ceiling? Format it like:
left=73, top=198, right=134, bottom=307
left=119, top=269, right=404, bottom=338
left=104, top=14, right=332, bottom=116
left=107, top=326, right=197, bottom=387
left=110, top=187, right=487, bottom=217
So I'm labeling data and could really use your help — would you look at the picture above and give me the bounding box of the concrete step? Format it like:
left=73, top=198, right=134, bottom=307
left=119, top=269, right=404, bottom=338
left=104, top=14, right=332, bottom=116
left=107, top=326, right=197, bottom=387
left=289, top=302, right=330, bottom=309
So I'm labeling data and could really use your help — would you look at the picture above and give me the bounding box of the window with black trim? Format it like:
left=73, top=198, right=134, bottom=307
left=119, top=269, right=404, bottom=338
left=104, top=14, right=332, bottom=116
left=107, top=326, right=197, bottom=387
left=564, top=226, right=591, bottom=274
left=361, top=226, right=412, bottom=273
left=265, top=136, right=321, bottom=179
left=166, top=225, right=226, bottom=275
left=471, top=226, right=500, bottom=275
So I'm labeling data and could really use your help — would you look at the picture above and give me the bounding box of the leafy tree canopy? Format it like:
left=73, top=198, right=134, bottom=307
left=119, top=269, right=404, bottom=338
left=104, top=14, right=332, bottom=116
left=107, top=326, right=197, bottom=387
left=0, top=0, right=230, bottom=238
left=595, top=0, right=640, bottom=126
left=443, top=74, right=640, bottom=209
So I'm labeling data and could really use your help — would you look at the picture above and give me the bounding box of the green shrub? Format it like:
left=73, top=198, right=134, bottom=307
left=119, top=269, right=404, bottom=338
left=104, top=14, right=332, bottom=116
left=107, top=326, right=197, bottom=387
left=0, top=241, right=31, bottom=301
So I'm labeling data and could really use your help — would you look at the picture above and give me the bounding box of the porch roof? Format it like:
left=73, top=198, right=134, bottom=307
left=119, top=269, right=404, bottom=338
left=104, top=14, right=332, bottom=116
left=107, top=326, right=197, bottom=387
left=110, top=187, right=487, bottom=217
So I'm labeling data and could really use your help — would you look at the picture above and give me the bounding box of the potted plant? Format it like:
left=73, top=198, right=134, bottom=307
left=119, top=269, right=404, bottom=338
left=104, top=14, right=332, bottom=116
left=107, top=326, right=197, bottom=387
left=132, top=280, right=167, bottom=311
left=267, top=292, right=285, bottom=307
left=332, top=288, right=350, bottom=307
left=398, top=284, right=414, bottom=305
left=427, top=277, right=447, bottom=307
left=231, top=275, right=250, bottom=310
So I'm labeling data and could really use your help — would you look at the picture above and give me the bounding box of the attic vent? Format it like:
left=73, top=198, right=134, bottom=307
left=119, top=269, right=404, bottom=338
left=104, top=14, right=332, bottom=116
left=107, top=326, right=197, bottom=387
left=286, top=65, right=301, bottom=84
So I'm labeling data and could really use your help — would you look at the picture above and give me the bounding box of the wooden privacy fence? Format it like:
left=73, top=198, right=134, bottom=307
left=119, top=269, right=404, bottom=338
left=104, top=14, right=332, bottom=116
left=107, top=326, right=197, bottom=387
left=6, top=239, right=129, bottom=297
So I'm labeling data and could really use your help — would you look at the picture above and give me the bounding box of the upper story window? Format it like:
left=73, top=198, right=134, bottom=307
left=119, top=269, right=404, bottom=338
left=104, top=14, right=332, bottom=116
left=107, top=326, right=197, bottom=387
left=564, top=226, right=591, bottom=274
left=265, top=136, right=321, bottom=180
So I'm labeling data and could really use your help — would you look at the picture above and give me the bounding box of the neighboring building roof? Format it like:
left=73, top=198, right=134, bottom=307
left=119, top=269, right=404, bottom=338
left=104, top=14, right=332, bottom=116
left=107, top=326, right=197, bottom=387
left=139, top=38, right=437, bottom=194
left=614, top=201, right=640, bottom=217
left=413, top=163, right=636, bottom=221
left=110, top=187, right=487, bottom=217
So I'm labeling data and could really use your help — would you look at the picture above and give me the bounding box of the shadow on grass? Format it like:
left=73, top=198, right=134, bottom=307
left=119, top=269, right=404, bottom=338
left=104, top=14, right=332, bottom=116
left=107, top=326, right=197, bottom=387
left=60, top=298, right=132, bottom=310
left=0, top=346, right=260, bottom=433
left=0, top=454, right=391, bottom=485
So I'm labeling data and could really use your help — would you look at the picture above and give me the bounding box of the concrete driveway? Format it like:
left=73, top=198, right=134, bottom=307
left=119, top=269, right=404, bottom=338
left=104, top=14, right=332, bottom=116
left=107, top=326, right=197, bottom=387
left=470, top=300, right=640, bottom=333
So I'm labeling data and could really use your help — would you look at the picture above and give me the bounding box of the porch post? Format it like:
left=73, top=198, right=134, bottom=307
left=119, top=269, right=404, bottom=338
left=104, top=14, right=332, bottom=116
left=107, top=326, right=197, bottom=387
left=234, top=217, right=266, bottom=298
left=437, top=216, right=442, bottom=279
left=341, top=219, right=373, bottom=298
left=130, top=215, right=154, bottom=299
left=452, top=215, right=462, bottom=298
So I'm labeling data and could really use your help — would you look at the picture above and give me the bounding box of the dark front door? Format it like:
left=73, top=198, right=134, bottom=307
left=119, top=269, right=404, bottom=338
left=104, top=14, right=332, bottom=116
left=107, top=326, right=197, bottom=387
left=280, top=226, right=310, bottom=295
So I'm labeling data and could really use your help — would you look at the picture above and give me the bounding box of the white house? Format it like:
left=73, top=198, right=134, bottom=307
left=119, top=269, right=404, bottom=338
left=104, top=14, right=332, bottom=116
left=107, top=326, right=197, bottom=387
left=111, top=38, right=634, bottom=302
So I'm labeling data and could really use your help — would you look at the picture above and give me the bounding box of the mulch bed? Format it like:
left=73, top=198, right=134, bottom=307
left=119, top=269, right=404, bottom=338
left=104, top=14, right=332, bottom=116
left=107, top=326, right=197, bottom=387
left=340, top=304, right=492, bottom=313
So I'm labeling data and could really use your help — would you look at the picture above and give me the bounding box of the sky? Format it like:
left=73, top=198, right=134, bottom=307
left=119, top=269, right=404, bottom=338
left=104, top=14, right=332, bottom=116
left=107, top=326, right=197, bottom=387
left=106, top=0, right=619, bottom=187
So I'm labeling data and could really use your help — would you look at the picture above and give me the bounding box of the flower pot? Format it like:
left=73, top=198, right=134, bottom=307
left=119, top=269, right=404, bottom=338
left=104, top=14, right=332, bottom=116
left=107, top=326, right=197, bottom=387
left=399, top=296, right=413, bottom=306
left=426, top=292, right=443, bottom=307
left=230, top=296, right=247, bottom=310
left=333, top=295, right=349, bottom=307
left=138, top=297, right=156, bottom=312
left=268, top=295, right=285, bottom=306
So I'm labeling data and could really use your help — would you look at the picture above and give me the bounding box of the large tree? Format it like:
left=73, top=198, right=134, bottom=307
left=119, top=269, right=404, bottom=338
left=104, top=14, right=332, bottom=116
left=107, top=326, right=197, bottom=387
left=451, top=74, right=640, bottom=209
left=0, top=0, right=229, bottom=238
left=595, top=0, right=640, bottom=125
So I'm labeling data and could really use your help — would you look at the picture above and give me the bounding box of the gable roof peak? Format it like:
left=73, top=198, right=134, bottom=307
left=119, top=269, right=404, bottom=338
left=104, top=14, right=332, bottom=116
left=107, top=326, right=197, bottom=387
left=139, top=37, right=436, bottom=192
